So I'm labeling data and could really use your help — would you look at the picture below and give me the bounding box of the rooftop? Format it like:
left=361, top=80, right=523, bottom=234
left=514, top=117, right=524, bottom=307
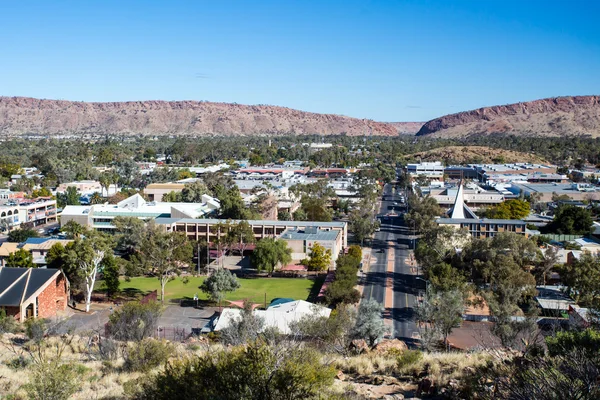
left=280, top=227, right=340, bottom=241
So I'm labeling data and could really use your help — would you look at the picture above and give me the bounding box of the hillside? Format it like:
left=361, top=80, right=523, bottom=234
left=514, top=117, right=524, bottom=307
left=387, top=121, right=423, bottom=135
left=0, top=96, right=402, bottom=137
left=417, top=95, right=600, bottom=138
left=407, top=145, right=546, bottom=165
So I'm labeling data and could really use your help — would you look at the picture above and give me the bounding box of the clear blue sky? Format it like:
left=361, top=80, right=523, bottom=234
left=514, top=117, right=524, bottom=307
left=2, top=0, right=599, bottom=122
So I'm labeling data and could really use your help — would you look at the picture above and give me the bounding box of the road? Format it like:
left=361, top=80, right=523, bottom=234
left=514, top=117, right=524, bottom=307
left=361, top=183, right=420, bottom=344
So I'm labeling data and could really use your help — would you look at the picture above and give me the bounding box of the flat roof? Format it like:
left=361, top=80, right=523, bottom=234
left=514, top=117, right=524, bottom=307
left=156, top=217, right=346, bottom=228
left=280, top=228, right=340, bottom=241
left=511, top=182, right=599, bottom=194
left=436, top=218, right=526, bottom=224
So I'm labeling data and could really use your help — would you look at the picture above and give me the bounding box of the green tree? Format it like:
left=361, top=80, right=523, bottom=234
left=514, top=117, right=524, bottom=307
left=140, top=225, right=193, bottom=303
left=405, top=194, right=442, bottom=234
left=547, top=205, right=594, bottom=234
left=200, top=268, right=240, bottom=308
left=227, top=220, right=256, bottom=260
left=292, top=208, right=307, bottom=221
left=251, top=238, right=292, bottom=276
left=89, top=192, right=103, bottom=204
left=303, top=242, right=332, bottom=271
left=180, top=180, right=209, bottom=203
left=416, top=288, right=465, bottom=351
left=6, top=248, right=35, bottom=268
left=71, top=232, right=114, bottom=312
left=112, top=216, right=146, bottom=257
left=161, top=190, right=182, bottom=202
left=347, top=245, right=362, bottom=262
left=558, top=251, right=600, bottom=308
left=7, top=227, right=38, bottom=243
left=352, top=298, right=386, bottom=348
left=349, top=198, right=380, bottom=245
left=324, top=254, right=361, bottom=307
left=484, top=199, right=531, bottom=219
left=57, top=186, right=80, bottom=208
left=278, top=211, right=292, bottom=221
left=102, top=254, right=121, bottom=297
left=61, top=220, right=87, bottom=239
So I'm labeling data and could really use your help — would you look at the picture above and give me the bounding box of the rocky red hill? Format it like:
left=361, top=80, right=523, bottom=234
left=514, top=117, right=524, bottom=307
left=417, top=95, right=600, bottom=138
left=0, top=97, right=402, bottom=137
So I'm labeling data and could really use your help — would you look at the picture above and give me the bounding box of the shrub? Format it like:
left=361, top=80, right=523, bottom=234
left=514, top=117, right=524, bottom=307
left=0, top=309, right=18, bottom=334
left=6, top=355, right=31, bottom=370
left=98, top=337, right=119, bottom=360
left=24, top=361, right=83, bottom=400
left=25, top=318, right=46, bottom=342
left=124, top=338, right=173, bottom=372
left=396, top=350, right=423, bottom=371
left=106, top=300, right=162, bottom=341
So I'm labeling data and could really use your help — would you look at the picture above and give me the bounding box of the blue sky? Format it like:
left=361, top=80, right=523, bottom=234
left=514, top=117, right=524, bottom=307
left=1, top=0, right=599, bottom=121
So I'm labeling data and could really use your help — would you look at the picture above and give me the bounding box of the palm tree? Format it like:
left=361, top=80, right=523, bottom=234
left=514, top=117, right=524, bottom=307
left=90, top=192, right=103, bottom=205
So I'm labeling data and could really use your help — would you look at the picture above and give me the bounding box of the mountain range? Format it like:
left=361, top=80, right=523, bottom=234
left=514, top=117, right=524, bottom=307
left=1, top=95, right=599, bottom=138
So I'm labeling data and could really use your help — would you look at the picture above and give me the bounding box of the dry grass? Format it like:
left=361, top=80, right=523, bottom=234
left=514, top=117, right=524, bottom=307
left=0, top=331, right=491, bottom=399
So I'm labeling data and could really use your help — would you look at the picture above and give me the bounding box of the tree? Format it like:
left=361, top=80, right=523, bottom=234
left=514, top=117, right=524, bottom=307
left=349, top=199, right=380, bottom=245
left=57, top=186, right=80, bottom=208
left=72, top=232, right=113, bottom=312
left=291, top=181, right=335, bottom=222
left=535, top=246, right=560, bottom=285
left=228, top=220, right=256, bottom=259
left=347, top=245, right=362, bottom=262
left=484, top=199, right=531, bottom=219
left=303, top=242, right=332, bottom=271
left=547, top=205, right=594, bottom=235
left=220, top=300, right=265, bottom=345
left=140, top=225, right=193, bottom=303
left=161, top=190, right=182, bottom=202
left=112, top=216, right=146, bottom=257
left=251, top=238, right=292, bottom=276
left=180, top=180, right=209, bottom=203
left=45, top=242, right=66, bottom=270
left=416, top=288, right=465, bottom=351
left=89, top=192, right=103, bottom=204
left=278, top=211, right=292, bottom=221
left=61, top=220, right=86, bottom=239
left=352, top=298, right=386, bottom=348
left=558, top=251, right=600, bottom=308
left=405, top=194, right=442, bottom=234
left=292, top=208, right=307, bottom=221
left=324, top=254, right=361, bottom=307
left=200, top=268, right=240, bottom=308
left=102, top=254, right=121, bottom=297
left=6, top=248, right=35, bottom=268
left=99, top=172, right=112, bottom=197
left=7, top=227, right=38, bottom=243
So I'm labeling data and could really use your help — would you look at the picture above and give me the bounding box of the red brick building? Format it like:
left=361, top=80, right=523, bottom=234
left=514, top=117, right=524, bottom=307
left=0, top=267, right=69, bottom=322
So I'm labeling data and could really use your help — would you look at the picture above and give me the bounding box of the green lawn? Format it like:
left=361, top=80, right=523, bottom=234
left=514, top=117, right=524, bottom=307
left=98, top=276, right=316, bottom=305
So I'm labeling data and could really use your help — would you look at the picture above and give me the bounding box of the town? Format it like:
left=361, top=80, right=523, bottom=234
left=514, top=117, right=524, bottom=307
left=1, top=136, right=600, bottom=398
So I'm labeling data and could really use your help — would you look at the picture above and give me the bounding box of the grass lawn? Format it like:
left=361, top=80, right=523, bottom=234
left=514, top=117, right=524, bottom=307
left=98, top=276, right=317, bottom=305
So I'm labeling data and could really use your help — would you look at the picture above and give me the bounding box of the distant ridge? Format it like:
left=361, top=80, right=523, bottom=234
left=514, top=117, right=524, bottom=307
left=416, top=96, right=600, bottom=138
left=0, top=96, right=409, bottom=137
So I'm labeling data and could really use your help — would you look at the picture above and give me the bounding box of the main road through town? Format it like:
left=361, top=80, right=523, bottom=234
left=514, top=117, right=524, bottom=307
left=361, top=183, right=421, bottom=344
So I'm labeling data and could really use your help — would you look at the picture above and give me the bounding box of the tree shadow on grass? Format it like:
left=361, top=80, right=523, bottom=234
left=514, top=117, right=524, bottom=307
left=306, top=275, right=326, bottom=303
left=119, top=288, right=145, bottom=300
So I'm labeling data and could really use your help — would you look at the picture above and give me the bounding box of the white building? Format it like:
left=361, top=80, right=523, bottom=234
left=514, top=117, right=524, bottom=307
left=214, top=300, right=331, bottom=334
left=60, top=193, right=220, bottom=231
left=406, top=161, right=444, bottom=181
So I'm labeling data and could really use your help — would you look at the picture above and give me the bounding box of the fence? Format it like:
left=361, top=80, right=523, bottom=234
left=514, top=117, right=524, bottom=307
left=104, top=324, right=196, bottom=342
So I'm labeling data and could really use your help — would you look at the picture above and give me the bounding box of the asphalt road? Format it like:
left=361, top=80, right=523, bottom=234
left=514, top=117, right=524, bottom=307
left=361, top=183, right=420, bottom=343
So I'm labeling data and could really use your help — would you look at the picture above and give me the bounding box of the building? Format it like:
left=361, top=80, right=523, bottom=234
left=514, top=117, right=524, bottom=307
left=143, top=183, right=186, bottom=201
left=568, top=304, right=590, bottom=328
left=424, top=184, right=504, bottom=211
left=56, top=180, right=103, bottom=194
left=406, top=161, right=444, bottom=181
left=232, top=167, right=309, bottom=180
left=471, top=163, right=557, bottom=184
left=157, top=218, right=348, bottom=249
left=60, top=193, right=220, bottom=231
left=0, top=238, right=73, bottom=267
left=280, top=227, right=342, bottom=264
left=0, top=267, right=69, bottom=322
left=0, top=189, right=25, bottom=202
left=507, top=182, right=600, bottom=202
left=214, top=299, right=331, bottom=334
left=436, top=185, right=526, bottom=238
left=444, top=166, right=478, bottom=180
left=0, top=197, right=57, bottom=230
